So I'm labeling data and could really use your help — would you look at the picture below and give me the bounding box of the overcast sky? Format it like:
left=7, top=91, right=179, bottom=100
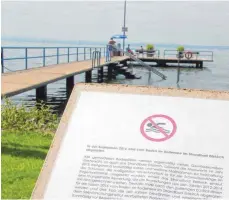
left=2, top=1, right=229, bottom=45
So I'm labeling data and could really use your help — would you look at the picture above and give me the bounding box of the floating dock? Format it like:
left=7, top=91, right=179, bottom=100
left=139, top=57, right=208, bottom=68
left=135, top=50, right=213, bottom=68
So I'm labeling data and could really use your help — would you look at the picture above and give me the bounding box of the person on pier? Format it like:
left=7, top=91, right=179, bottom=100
left=140, top=46, right=144, bottom=57
left=126, top=44, right=134, bottom=55
left=108, top=38, right=116, bottom=57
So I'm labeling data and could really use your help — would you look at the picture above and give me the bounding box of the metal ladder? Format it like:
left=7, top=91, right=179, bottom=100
left=92, top=51, right=101, bottom=68
left=124, top=51, right=167, bottom=80
left=111, top=46, right=167, bottom=80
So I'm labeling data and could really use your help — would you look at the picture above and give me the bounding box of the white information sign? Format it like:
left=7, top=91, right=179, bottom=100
left=122, top=27, right=128, bottom=32
left=38, top=90, right=229, bottom=199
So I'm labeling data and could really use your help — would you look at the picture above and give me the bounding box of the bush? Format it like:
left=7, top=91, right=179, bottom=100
left=177, top=45, right=185, bottom=52
left=1, top=98, right=59, bottom=134
left=146, top=44, right=154, bottom=50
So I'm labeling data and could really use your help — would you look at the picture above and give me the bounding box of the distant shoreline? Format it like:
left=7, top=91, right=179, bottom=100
left=2, top=38, right=229, bottom=50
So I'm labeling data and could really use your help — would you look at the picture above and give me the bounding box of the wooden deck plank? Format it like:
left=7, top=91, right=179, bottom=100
left=1, top=82, right=33, bottom=96
left=1, top=56, right=129, bottom=97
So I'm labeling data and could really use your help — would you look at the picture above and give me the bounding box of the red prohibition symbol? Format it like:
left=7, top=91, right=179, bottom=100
left=140, top=114, right=177, bottom=142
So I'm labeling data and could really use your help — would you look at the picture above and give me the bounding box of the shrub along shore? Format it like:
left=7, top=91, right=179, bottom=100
left=1, top=99, right=58, bottom=199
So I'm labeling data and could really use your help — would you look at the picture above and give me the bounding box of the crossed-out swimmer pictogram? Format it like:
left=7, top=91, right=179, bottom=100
left=140, top=114, right=177, bottom=142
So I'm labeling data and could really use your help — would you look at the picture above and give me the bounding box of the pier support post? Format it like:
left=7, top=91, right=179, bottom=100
left=97, top=67, right=104, bottom=83
left=196, top=62, right=202, bottom=68
left=200, top=62, right=203, bottom=68
left=66, top=76, right=74, bottom=98
left=36, top=85, right=47, bottom=102
left=108, top=64, right=114, bottom=81
left=85, top=70, right=92, bottom=83
left=121, top=60, right=128, bottom=67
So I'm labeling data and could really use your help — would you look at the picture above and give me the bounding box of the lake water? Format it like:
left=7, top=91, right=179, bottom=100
left=2, top=40, right=229, bottom=115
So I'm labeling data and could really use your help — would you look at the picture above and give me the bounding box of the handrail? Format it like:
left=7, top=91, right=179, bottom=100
left=135, top=49, right=160, bottom=58
left=1, top=46, right=106, bottom=73
left=164, top=49, right=214, bottom=61
left=92, top=51, right=101, bottom=69
left=1, top=46, right=105, bottom=49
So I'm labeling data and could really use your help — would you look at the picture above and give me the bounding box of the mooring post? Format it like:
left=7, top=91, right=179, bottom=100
left=197, top=62, right=203, bottom=68
left=98, top=67, right=104, bottom=83
left=196, top=62, right=201, bottom=68
left=36, top=85, right=47, bottom=102
left=66, top=76, right=74, bottom=97
left=200, top=62, right=203, bottom=68
left=85, top=70, right=92, bottom=83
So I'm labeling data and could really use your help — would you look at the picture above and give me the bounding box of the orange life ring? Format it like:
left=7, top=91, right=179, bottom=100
left=185, top=51, right=193, bottom=59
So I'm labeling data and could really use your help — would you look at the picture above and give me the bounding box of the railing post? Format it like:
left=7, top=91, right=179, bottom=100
left=67, top=48, right=70, bottom=63
left=106, top=46, right=107, bottom=62
left=76, top=48, right=78, bottom=61
left=104, top=47, right=106, bottom=57
left=84, top=48, right=86, bottom=60
left=25, top=48, right=28, bottom=70
left=1, top=47, right=4, bottom=73
left=43, top=48, right=46, bottom=67
left=57, top=48, right=59, bottom=64
left=90, top=48, right=92, bottom=59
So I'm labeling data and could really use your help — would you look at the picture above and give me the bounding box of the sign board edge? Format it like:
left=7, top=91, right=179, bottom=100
left=74, top=83, right=229, bottom=101
left=31, top=86, right=83, bottom=199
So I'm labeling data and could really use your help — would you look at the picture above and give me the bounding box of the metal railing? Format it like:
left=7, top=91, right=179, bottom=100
left=164, top=50, right=214, bottom=61
left=135, top=49, right=160, bottom=58
left=92, top=51, right=101, bottom=69
left=1, top=46, right=106, bottom=73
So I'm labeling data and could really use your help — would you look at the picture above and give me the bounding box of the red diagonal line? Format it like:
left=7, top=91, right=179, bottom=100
left=148, top=118, right=168, bottom=137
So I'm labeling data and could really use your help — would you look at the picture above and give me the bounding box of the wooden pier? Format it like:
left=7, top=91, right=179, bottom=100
left=1, top=48, right=214, bottom=100
left=1, top=56, right=129, bottom=98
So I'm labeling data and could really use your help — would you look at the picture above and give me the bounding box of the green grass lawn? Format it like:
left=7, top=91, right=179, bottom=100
left=1, top=130, right=53, bottom=199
